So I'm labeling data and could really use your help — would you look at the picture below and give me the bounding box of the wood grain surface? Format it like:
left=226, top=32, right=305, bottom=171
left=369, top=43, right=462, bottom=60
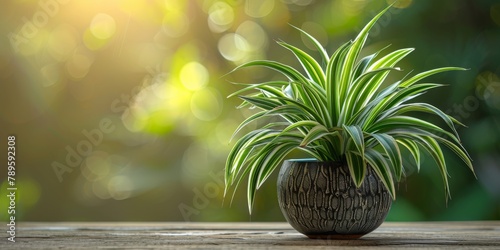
left=1, top=221, right=499, bottom=249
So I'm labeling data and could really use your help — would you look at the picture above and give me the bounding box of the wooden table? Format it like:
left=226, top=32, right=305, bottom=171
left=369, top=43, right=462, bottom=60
left=2, top=222, right=499, bottom=249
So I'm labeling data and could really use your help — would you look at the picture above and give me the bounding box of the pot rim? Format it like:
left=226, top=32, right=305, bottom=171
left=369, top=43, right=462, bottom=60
left=284, top=158, right=319, bottom=163
left=284, top=158, right=346, bottom=164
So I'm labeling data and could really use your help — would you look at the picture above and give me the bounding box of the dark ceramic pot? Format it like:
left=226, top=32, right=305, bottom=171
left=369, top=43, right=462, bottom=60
left=277, top=159, right=392, bottom=239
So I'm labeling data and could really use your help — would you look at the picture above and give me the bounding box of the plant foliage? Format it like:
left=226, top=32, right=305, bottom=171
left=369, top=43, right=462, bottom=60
left=224, top=6, right=475, bottom=212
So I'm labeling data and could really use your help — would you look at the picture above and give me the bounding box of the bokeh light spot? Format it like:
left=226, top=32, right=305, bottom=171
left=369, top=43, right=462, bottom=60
left=245, top=0, right=274, bottom=18
left=190, top=87, right=222, bottom=121
left=40, top=64, right=61, bottom=87
left=48, top=24, right=78, bottom=62
left=122, top=80, right=191, bottom=134
left=142, top=109, right=178, bottom=134
left=66, top=50, right=94, bottom=79
left=236, top=21, right=268, bottom=51
left=85, top=153, right=111, bottom=177
left=180, top=62, right=209, bottom=91
left=218, top=33, right=250, bottom=62
left=90, top=13, right=116, bottom=40
left=108, top=175, right=133, bottom=200
left=208, top=1, right=234, bottom=33
left=81, top=151, right=110, bottom=181
left=491, top=4, right=500, bottom=27
left=83, top=29, right=105, bottom=50
left=15, top=29, right=48, bottom=56
left=475, top=71, right=500, bottom=110
left=283, top=0, right=314, bottom=6
left=18, top=178, right=41, bottom=207
left=92, top=180, right=111, bottom=200
left=122, top=105, right=148, bottom=133
left=162, top=11, right=190, bottom=37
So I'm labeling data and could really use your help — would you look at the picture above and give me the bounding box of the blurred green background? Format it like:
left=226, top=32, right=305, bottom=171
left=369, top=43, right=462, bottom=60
left=0, top=0, right=499, bottom=222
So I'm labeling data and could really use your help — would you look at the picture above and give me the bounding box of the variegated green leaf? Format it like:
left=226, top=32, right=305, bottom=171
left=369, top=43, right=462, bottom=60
left=346, top=150, right=366, bottom=187
left=396, top=138, right=421, bottom=173
left=235, top=60, right=309, bottom=83
left=364, top=148, right=396, bottom=199
left=227, top=81, right=289, bottom=98
left=370, top=133, right=403, bottom=180
left=278, top=42, right=326, bottom=86
left=400, top=67, right=467, bottom=87
left=291, top=24, right=329, bottom=67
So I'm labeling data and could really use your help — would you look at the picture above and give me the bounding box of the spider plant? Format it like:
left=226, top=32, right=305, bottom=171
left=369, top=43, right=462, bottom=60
left=224, top=6, right=475, bottom=213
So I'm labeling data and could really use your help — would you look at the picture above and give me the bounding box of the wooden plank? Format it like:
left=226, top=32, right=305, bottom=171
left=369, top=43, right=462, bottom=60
left=1, top=222, right=498, bottom=249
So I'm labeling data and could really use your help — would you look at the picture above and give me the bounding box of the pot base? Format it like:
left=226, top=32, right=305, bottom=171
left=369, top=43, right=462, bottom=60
left=306, top=234, right=363, bottom=240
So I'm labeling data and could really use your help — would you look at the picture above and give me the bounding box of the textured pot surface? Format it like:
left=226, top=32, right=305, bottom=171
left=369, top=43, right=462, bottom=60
left=277, top=159, right=392, bottom=239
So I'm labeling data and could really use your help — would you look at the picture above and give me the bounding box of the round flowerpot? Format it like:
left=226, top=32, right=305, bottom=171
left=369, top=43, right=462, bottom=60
left=277, top=159, right=392, bottom=239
